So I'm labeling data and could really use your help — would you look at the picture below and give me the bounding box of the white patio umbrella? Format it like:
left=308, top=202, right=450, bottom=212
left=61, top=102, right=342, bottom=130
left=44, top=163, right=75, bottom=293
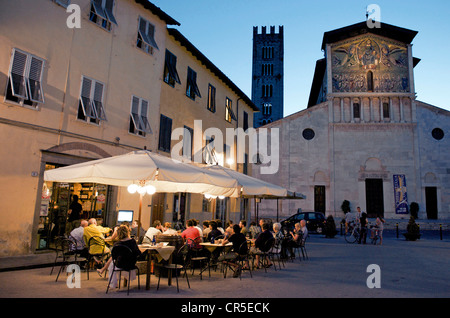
left=199, top=164, right=306, bottom=222
left=44, top=150, right=239, bottom=237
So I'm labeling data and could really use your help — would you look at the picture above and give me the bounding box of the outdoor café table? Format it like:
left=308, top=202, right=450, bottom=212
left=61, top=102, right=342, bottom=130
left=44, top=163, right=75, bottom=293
left=199, top=242, right=232, bottom=253
left=199, top=242, right=233, bottom=271
left=138, top=244, right=176, bottom=290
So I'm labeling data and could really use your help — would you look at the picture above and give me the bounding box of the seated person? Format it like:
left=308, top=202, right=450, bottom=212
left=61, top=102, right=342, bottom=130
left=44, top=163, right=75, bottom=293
left=97, top=225, right=141, bottom=288
left=130, top=220, right=146, bottom=244
left=69, top=219, right=89, bottom=258
left=83, top=218, right=111, bottom=256
left=206, top=221, right=223, bottom=243
left=181, top=219, right=202, bottom=248
left=143, top=220, right=163, bottom=244
left=251, top=222, right=273, bottom=268
left=219, top=224, right=249, bottom=277
left=162, top=222, right=178, bottom=235
left=284, top=222, right=303, bottom=259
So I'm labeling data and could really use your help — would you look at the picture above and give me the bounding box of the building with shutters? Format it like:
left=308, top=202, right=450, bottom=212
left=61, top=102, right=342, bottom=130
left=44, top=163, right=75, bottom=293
left=0, top=0, right=256, bottom=256
left=252, top=21, right=450, bottom=221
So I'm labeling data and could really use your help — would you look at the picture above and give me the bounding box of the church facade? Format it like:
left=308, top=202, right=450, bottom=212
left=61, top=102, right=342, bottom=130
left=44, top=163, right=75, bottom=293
left=252, top=21, right=450, bottom=221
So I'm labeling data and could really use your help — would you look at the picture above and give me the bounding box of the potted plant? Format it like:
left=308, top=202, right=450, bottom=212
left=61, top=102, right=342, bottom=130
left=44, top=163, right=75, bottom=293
left=410, top=202, right=419, bottom=219
left=323, top=215, right=338, bottom=238
left=403, top=216, right=421, bottom=241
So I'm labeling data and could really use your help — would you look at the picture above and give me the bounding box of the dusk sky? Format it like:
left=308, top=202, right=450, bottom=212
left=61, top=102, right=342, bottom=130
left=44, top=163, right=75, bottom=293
left=150, top=0, right=450, bottom=116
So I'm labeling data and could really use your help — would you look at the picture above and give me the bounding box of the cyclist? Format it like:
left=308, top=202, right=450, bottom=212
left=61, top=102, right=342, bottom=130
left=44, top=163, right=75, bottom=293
left=370, top=215, right=385, bottom=245
left=358, top=212, right=368, bottom=244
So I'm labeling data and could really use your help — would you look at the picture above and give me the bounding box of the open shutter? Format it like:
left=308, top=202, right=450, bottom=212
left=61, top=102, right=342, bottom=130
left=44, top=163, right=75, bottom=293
left=93, top=81, right=106, bottom=121
left=9, top=50, right=28, bottom=99
left=104, top=0, right=118, bottom=25
left=139, top=99, right=152, bottom=133
left=80, top=77, right=93, bottom=118
left=28, top=57, right=44, bottom=103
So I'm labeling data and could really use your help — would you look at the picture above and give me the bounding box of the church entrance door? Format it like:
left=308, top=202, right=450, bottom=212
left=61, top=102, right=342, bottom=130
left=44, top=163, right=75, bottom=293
left=365, top=179, right=384, bottom=218
left=425, top=187, right=438, bottom=219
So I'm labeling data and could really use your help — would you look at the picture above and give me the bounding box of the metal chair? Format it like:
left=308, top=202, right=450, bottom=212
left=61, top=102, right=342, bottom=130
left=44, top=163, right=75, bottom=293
left=52, top=237, right=86, bottom=282
left=252, top=237, right=275, bottom=272
left=106, top=245, right=140, bottom=296
left=187, top=237, right=210, bottom=280
left=223, top=241, right=252, bottom=279
left=86, top=236, right=110, bottom=280
left=157, top=243, right=191, bottom=292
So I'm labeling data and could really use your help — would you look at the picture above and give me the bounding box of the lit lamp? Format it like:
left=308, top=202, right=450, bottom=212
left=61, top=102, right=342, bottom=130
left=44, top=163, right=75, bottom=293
left=127, top=182, right=156, bottom=240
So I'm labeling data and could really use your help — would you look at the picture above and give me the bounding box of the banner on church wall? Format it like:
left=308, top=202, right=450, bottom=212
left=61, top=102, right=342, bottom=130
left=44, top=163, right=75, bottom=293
left=393, top=174, right=409, bottom=214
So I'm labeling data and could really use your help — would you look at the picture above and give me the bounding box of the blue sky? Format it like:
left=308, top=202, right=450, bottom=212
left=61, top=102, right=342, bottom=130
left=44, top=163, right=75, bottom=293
left=150, top=0, right=450, bottom=116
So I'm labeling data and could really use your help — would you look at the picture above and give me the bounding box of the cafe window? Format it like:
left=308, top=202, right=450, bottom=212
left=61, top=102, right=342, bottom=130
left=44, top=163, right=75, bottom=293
left=6, top=48, right=45, bottom=109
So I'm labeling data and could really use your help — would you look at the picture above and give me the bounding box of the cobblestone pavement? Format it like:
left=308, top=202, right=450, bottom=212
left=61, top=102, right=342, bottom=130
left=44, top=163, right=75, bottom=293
left=0, top=233, right=449, bottom=300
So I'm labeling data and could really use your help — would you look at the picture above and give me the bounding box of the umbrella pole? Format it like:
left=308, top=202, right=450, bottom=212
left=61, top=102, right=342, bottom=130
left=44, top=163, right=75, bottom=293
left=137, top=193, right=143, bottom=241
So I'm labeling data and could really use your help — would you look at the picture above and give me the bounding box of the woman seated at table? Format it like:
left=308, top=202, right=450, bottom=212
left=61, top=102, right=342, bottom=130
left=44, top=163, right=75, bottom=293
left=219, top=224, right=249, bottom=277
left=283, top=222, right=303, bottom=259
left=206, top=221, right=223, bottom=243
left=97, top=225, right=141, bottom=288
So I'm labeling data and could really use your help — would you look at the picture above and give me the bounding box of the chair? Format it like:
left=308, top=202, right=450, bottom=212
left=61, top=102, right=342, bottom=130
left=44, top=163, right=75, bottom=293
left=106, top=245, right=140, bottom=296
left=252, top=237, right=275, bottom=272
left=268, top=238, right=285, bottom=270
left=187, top=238, right=210, bottom=280
left=157, top=243, right=191, bottom=292
left=50, top=236, right=66, bottom=276
left=52, top=237, right=87, bottom=282
left=293, top=233, right=309, bottom=260
left=86, top=236, right=110, bottom=280
left=223, top=241, right=252, bottom=279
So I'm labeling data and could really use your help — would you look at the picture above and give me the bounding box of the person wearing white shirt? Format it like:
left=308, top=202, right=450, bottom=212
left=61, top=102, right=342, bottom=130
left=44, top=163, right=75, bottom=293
left=143, top=220, right=163, bottom=244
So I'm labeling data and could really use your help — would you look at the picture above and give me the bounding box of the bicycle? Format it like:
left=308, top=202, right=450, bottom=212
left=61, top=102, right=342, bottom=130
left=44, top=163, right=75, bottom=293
left=344, top=223, right=360, bottom=243
left=369, top=226, right=380, bottom=245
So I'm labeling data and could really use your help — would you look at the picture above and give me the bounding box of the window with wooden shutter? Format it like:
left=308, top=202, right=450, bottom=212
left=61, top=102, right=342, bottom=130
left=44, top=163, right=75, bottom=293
left=6, top=48, right=45, bottom=109
left=89, top=0, right=117, bottom=31
left=78, top=76, right=107, bottom=125
left=163, top=50, right=180, bottom=87
left=158, top=114, right=172, bottom=152
left=129, top=95, right=152, bottom=137
left=186, top=67, right=201, bottom=100
left=137, top=16, right=158, bottom=55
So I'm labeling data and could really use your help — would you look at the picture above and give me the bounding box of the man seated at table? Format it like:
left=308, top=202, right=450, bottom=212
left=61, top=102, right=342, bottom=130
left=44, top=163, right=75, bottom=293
left=70, top=219, right=89, bottom=258
left=181, top=219, right=202, bottom=248
left=219, top=224, right=249, bottom=278
left=83, top=218, right=111, bottom=262
left=250, top=222, right=273, bottom=268
left=143, top=220, right=163, bottom=244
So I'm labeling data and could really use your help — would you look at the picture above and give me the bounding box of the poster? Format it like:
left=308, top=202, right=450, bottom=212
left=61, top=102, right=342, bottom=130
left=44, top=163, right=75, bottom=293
left=393, top=174, right=409, bottom=214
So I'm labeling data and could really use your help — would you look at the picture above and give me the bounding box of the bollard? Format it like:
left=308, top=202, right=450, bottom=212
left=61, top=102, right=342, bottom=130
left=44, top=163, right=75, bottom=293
left=440, top=224, right=443, bottom=240
left=396, top=223, right=399, bottom=238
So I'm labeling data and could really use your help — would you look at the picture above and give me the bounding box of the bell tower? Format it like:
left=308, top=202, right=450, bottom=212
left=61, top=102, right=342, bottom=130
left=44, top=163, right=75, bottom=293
left=251, top=25, right=284, bottom=128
